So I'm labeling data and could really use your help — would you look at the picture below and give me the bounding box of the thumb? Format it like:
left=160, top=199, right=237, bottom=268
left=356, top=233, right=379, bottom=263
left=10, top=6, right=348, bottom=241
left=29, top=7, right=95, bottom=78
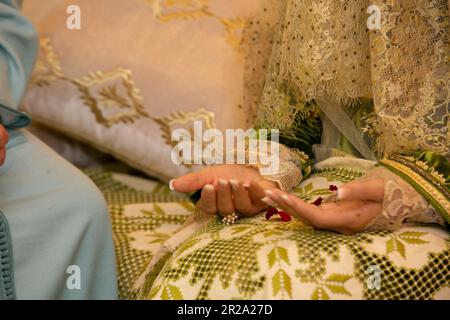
left=169, top=170, right=213, bottom=193
left=337, top=178, right=385, bottom=202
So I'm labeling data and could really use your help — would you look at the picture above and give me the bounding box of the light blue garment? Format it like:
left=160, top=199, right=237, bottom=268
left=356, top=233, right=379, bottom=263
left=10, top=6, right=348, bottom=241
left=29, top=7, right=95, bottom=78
left=0, top=0, right=118, bottom=299
left=0, top=0, right=37, bottom=110
left=0, top=0, right=34, bottom=130
left=1, top=130, right=118, bottom=299
left=0, top=103, right=31, bottom=129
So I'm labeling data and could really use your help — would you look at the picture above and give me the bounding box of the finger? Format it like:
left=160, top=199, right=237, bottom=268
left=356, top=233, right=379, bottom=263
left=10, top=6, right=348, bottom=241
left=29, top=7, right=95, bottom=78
left=268, top=189, right=383, bottom=234
left=260, top=196, right=277, bottom=208
left=199, top=184, right=217, bottom=215
left=266, top=189, right=331, bottom=228
left=170, top=168, right=213, bottom=193
left=0, top=147, right=5, bottom=165
left=216, top=179, right=235, bottom=216
left=0, top=126, right=9, bottom=148
left=230, top=179, right=258, bottom=216
left=337, top=178, right=384, bottom=202
left=248, top=180, right=273, bottom=209
left=263, top=190, right=313, bottom=226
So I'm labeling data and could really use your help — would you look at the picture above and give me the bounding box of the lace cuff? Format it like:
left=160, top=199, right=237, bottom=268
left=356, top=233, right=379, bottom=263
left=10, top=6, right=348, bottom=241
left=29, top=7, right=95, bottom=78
left=249, top=141, right=311, bottom=191
left=377, top=153, right=450, bottom=224
left=363, top=167, right=446, bottom=232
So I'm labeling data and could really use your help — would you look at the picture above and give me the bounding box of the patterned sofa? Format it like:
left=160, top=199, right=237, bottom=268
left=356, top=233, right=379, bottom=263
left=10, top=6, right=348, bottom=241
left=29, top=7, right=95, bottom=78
left=84, top=164, right=450, bottom=300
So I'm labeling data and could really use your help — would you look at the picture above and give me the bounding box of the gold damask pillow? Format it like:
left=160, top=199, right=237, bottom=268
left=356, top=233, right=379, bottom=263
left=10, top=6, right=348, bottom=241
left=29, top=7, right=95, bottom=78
left=22, top=0, right=263, bottom=181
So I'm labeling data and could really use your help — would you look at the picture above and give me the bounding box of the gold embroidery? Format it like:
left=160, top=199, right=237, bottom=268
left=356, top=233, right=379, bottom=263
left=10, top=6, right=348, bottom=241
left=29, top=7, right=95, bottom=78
left=30, top=37, right=221, bottom=159
left=153, top=108, right=216, bottom=146
left=32, top=37, right=150, bottom=128
left=144, top=0, right=247, bottom=54
left=31, top=37, right=64, bottom=86
left=71, top=69, right=149, bottom=127
left=32, top=36, right=221, bottom=138
left=153, top=108, right=216, bottom=168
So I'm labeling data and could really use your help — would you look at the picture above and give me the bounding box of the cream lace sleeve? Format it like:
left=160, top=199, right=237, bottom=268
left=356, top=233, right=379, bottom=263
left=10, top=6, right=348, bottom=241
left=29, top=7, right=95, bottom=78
left=247, top=141, right=311, bottom=192
left=363, top=167, right=446, bottom=232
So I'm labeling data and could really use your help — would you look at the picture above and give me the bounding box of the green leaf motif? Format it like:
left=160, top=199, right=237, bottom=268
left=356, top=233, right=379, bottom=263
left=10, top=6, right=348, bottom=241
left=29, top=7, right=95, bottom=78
left=178, top=238, right=200, bottom=254
left=179, top=201, right=195, bottom=212
left=399, top=232, right=429, bottom=245
left=230, top=226, right=252, bottom=235
left=326, top=274, right=352, bottom=283
left=148, top=236, right=169, bottom=244
left=312, top=287, right=330, bottom=300
left=399, top=231, right=427, bottom=238
left=146, top=232, right=170, bottom=245
left=386, top=238, right=395, bottom=255
left=153, top=183, right=170, bottom=195
left=161, top=285, right=183, bottom=300
left=141, top=203, right=167, bottom=217
left=153, top=204, right=166, bottom=216
left=325, top=284, right=351, bottom=296
left=263, top=230, right=283, bottom=238
left=387, top=238, right=406, bottom=258
left=324, top=274, right=352, bottom=296
left=310, top=188, right=333, bottom=196
left=272, top=269, right=292, bottom=298
left=268, top=250, right=276, bottom=268
left=304, top=183, right=314, bottom=193
left=278, top=247, right=290, bottom=265
left=268, top=247, right=290, bottom=268
left=149, top=285, right=161, bottom=299
left=141, top=210, right=153, bottom=216
left=400, top=237, right=428, bottom=245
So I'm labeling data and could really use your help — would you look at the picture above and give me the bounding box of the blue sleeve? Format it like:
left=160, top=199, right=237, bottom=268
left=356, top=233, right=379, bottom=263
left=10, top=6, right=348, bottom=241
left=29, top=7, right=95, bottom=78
left=0, top=0, right=38, bottom=110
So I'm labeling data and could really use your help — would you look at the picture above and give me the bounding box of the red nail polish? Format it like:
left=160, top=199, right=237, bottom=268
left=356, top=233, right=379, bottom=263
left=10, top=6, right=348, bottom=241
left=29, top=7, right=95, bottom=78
left=329, top=185, right=338, bottom=192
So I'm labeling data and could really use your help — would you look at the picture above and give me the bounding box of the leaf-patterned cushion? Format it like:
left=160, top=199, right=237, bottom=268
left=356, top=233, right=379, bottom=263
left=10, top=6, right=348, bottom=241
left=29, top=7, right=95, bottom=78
left=135, top=169, right=450, bottom=300
left=84, top=167, right=450, bottom=300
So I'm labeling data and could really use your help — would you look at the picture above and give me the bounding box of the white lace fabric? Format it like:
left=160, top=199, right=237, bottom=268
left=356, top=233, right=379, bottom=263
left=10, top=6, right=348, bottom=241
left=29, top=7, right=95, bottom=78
left=244, top=0, right=450, bottom=159
left=359, top=167, right=445, bottom=231
left=252, top=141, right=305, bottom=191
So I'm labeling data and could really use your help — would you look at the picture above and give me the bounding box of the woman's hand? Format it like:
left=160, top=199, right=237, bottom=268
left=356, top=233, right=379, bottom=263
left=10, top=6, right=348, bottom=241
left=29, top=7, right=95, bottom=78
left=0, top=125, right=8, bottom=166
left=170, top=164, right=278, bottom=217
left=262, top=178, right=385, bottom=234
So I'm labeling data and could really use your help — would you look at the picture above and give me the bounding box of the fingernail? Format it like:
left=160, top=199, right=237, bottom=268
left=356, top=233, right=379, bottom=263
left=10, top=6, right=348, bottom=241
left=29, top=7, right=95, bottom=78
left=169, top=179, right=176, bottom=191
left=336, top=187, right=348, bottom=201
left=243, top=183, right=250, bottom=189
left=203, top=184, right=214, bottom=191
left=264, top=189, right=274, bottom=196
left=281, top=194, right=292, bottom=206
left=261, top=197, right=277, bottom=207
left=218, top=179, right=228, bottom=187
left=229, top=179, right=239, bottom=190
